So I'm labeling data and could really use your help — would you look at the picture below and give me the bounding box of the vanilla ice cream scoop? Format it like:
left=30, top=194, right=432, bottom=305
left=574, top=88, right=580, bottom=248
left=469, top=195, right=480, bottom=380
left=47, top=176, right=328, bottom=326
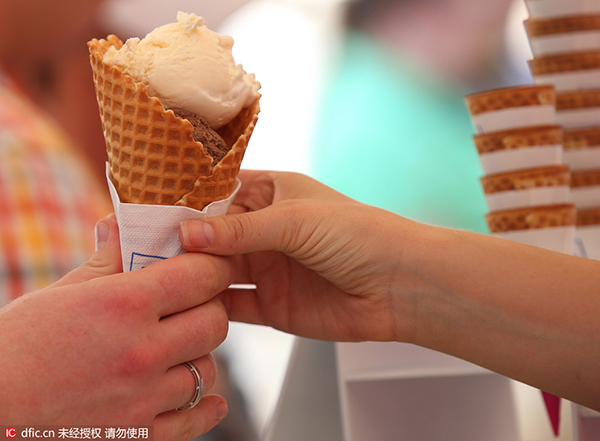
left=103, top=12, right=260, bottom=129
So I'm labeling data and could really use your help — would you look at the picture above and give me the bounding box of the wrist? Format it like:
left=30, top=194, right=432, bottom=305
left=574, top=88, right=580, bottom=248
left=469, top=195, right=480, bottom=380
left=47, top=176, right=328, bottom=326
left=376, top=217, right=452, bottom=344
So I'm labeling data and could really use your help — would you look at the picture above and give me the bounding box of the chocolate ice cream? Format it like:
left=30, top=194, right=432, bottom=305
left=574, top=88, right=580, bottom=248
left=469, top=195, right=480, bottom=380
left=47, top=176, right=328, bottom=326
left=171, top=107, right=229, bottom=164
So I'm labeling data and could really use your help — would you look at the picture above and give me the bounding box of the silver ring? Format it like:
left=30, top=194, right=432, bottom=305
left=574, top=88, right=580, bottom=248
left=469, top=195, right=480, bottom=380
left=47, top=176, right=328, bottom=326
left=175, top=361, right=204, bottom=411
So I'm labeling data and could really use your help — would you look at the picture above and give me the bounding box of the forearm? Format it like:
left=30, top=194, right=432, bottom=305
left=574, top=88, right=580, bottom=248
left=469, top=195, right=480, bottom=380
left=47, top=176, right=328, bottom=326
left=401, top=223, right=600, bottom=409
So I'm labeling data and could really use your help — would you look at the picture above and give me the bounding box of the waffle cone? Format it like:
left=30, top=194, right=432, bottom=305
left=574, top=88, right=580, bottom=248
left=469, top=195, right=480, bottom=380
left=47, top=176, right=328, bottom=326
left=577, top=207, right=600, bottom=226
left=563, top=127, right=600, bottom=150
left=557, top=90, right=600, bottom=110
left=472, top=125, right=562, bottom=154
left=486, top=204, right=576, bottom=233
left=88, top=35, right=260, bottom=210
left=529, top=51, right=600, bottom=75
left=465, top=85, right=555, bottom=115
left=525, top=15, right=600, bottom=37
left=481, top=165, right=570, bottom=194
left=571, top=168, right=600, bottom=187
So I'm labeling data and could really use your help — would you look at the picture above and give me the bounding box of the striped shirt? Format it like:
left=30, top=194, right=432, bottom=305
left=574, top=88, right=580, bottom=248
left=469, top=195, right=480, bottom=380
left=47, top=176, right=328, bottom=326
left=0, top=72, right=111, bottom=303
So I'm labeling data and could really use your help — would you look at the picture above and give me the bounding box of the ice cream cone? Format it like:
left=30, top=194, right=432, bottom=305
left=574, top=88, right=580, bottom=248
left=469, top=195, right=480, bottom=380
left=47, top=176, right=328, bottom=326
left=88, top=35, right=260, bottom=210
left=525, top=15, right=600, bottom=56
left=472, top=125, right=562, bottom=155
left=529, top=51, right=600, bottom=92
left=556, top=89, right=600, bottom=128
left=472, top=125, right=563, bottom=175
left=569, top=168, right=600, bottom=211
left=525, top=15, right=600, bottom=38
left=563, top=127, right=600, bottom=170
left=557, top=89, right=600, bottom=108
left=577, top=206, right=600, bottom=225
left=481, top=165, right=570, bottom=194
left=485, top=204, right=576, bottom=233
left=466, top=85, right=556, bottom=115
left=525, top=0, right=600, bottom=20
left=530, top=51, right=600, bottom=75
left=564, top=127, right=600, bottom=149
left=481, top=166, right=571, bottom=212
left=465, top=85, right=556, bottom=134
left=571, top=168, right=600, bottom=187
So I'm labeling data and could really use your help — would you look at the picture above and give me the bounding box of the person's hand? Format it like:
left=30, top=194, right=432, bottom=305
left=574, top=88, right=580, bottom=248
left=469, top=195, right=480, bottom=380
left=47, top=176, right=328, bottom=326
left=180, top=171, right=600, bottom=411
left=180, top=170, right=422, bottom=343
left=0, top=214, right=233, bottom=440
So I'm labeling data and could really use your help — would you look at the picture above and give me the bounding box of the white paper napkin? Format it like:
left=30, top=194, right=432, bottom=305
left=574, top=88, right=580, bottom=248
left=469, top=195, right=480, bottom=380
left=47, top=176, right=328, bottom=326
left=106, top=164, right=240, bottom=272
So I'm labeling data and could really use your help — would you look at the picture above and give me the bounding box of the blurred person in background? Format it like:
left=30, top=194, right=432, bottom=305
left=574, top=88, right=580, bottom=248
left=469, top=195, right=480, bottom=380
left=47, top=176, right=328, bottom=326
left=0, top=0, right=112, bottom=301
left=312, top=0, right=524, bottom=232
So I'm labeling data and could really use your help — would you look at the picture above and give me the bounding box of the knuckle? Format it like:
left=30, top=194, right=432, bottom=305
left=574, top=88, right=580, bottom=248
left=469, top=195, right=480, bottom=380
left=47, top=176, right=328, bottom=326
left=206, top=298, right=229, bottom=340
left=272, top=199, right=312, bottom=250
left=186, top=256, right=232, bottom=296
left=215, top=302, right=229, bottom=338
left=222, top=214, right=253, bottom=250
left=192, top=298, right=229, bottom=344
left=80, top=254, right=121, bottom=277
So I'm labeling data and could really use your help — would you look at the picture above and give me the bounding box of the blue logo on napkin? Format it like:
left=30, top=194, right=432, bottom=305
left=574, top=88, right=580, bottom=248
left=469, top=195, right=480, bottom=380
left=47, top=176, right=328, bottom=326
left=130, top=252, right=167, bottom=271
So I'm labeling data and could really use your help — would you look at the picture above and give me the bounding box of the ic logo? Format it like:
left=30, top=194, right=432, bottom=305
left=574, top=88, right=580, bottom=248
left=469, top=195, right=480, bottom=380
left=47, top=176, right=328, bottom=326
left=5, top=427, right=16, bottom=438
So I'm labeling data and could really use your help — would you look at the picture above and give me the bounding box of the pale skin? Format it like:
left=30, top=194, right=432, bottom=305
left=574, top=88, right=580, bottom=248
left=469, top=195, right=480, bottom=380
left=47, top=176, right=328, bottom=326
left=0, top=214, right=236, bottom=439
left=180, top=170, right=600, bottom=411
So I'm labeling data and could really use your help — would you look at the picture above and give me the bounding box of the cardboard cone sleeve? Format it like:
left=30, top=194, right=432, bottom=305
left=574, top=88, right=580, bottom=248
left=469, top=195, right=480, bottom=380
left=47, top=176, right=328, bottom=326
left=88, top=35, right=260, bottom=210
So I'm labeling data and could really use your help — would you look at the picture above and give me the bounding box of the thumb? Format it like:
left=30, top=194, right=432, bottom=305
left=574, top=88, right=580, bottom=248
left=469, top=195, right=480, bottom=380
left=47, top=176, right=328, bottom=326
left=180, top=201, right=324, bottom=257
left=51, top=213, right=123, bottom=287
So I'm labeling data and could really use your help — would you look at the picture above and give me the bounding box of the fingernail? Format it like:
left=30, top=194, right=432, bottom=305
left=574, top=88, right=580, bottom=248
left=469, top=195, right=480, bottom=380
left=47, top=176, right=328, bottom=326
left=94, top=220, right=109, bottom=251
left=215, top=401, right=228, bottom=421
left=180, top=221, right=215, bottom=248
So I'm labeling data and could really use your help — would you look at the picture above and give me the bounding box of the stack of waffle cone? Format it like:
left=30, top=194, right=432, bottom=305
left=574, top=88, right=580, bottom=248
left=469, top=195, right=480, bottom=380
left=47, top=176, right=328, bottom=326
left=466, top=85, right=575, bottom=252
left=524, top=0, right=600, bottom=257
left=466, top=87, right=575, bottom=441
left=88, top=35, right=260, bottom=211
left=464, top=2, right=600, bottom=436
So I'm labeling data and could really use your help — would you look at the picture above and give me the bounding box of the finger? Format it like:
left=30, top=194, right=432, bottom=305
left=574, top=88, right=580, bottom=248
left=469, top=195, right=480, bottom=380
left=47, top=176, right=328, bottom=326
left=235, top=170, right=349, bottom=208
left=51, top=213, right=123, bottom=288
left=154, top=394, right=228, bottom=441
left=126, top=252, right=238, bottom=318
left=180, top=200, right=323, bottom=256
left=217, top=287, right=267, bottom=327
left=232, top=169, right=275, bottom=211
left=157, top=353, right=218, bottom=414
left=159, top=298, right=229, bottom=366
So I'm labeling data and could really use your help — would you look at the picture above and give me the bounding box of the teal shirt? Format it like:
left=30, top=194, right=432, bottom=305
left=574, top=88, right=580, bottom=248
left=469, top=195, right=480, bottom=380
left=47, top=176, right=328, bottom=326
left=311, top=33, right=489, bottom=233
